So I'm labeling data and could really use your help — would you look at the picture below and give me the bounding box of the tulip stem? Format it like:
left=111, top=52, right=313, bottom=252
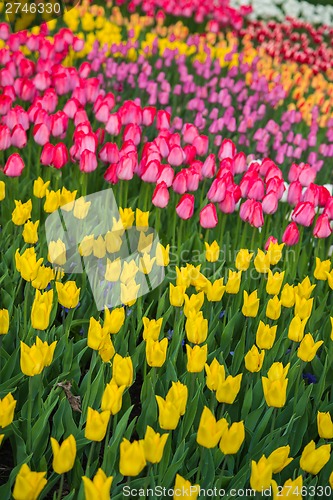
left=85, top=441, right=96, bottom=477
left=27, top=377, right=33, bottom=453
left=102, top=418, right=112, bottom=469
left=293, top=362, right=303, bottom=414
left=57, top=474, right=64, bottom=500
left=270, top=408, right=277, bottom=437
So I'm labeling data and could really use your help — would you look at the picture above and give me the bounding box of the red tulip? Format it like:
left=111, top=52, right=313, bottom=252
left=200, top=203, right=218, bottom=228
left=53, top=143, right=69, bottom=169
left=282, top=222, right=300, bottom=246
left=202, top=154, right=216, bottom=178
left=176, top=194, right=195, bottom=220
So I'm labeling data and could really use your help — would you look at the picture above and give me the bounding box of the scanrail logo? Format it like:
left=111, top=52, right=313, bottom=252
left=4, top=0, right=80, bottom=32
left=45, top=189, right=164, bottom=311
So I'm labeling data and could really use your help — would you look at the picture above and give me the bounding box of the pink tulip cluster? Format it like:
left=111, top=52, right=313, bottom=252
left=0, top=20, right=332, bottom=245
left=87, top=37, right=331, bottom=171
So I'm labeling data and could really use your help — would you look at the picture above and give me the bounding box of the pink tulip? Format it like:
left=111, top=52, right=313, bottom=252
left=4, top=153, right=25, bottom=177
left=262, top=192, right=278, bottom=214
left=207, top=178, right=226, bottom=203
left=218, top=139, right=236, bottom=161
left=152, top=181, right=169, bottom=208
left=99, top=143, right=119, bottom=164
left=11, top=124, right=27, bottom=148
left=168, top=145, right=184, bottom=167
left=104, top=163, right=118, bottom=184
left=80, top=149, right=98, bottom=173
left=106, top=113, right=121, bottom=136
left=264, top=236, right=278, bottom=251
left=282, top=222, right=300, bottom=246
left=33, top=123, right=50, bottom=146
left=172, top=171, right=187, bottom=194
left=116, top=154, right=135, bottom=180
left=182, top=123, right=199, bottom=144
left=291, top=201, right=315, bottom=227
left=192, top=135, right=209, bottom=156
left=202, top=154, right=216, bottom=178
left=287, top=181, right=302, bottom=206
left=239, top=199, right=264, bottom=228
left=142, top=107, right=156, bottom=126
left=156, top=110, right=170, bottom=130
left=324, top=196, right=333, bottom=219
left=200, top=203, right=218, bottom=228
left=156, top=164, right=174, bottom=187
left=0, top=125, right=11, bottom=150
left=176, top=194, right=195, bottom=220
left=313, top=214, right=332, bottom=238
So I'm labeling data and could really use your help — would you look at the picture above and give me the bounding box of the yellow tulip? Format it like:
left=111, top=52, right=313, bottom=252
left=256, top=321, right=277, bottom=350
left=225, top=270, right=242, bottom=294
left=300, top=440, right=331, bottom=475
left=205, top=241, right=220, bottom=262
left=85, top=408, right=110, bottom=442
left=266, top=295, right=281, bottom=320
left=266, top=269, right=284, bottom=295
left=205, top=359, right=225, bottom=391
left=79, top=235, right=94, bottom=257
left=105, top=258, right=121, bottom=282
left=93, top=235, right=106, bottom=259
left=216, top=373, right=242, bottom=404
left=15, top=248, right=43, bottom=282
left=235, top=249, right=253, bottom=271
left=169, top=283, right=186, bottom=307
left=219, top=421, right=245, bottom=454
left=12, top=464, right=47, bottom=500
left=155, top=243, right=170, bottom=266
left=56, top=281, right=80, bottom=309
left=317, top=411, right=333, bottom=439
left=242, top=290, right=260, bottom=317
left=196, top=407, right=227, bottom=448
left=183, top=292, right=204, bottom=317
left=280, top=283, right=295, bottom=308
left=267, top=445, right=293, bottom=473
left=135, top=208, right=149, bottom=231
left=146, top=338, right=168, bottom=367
left=288, top=315, right=308, bottom=342
left=205, top=278, right=226, bottom=302
left=296, top=276, right=316, bottom=299
left=0, top=309, right=9, bottom=335
left=186, top=344, right=208, bottom=373
left=244, top=345, right=265, bottom=372
left=138, top=231, right=153, bottom=253
left=142, top=317, right=163, bottom=341
left=185, top=310, right=208, bottom=344
left=101, top=380, right=125, bottom=415
left=105, top=231, right=123, bottom=253
left=254, top=249, right=270, bottom=273
left=31, top=265, right=54, bottom=290
left=33, top=177, right=50, bottom=198
left=87, top=317, right=108, bottom=351
left=59, top=187, right=77, bottom=210
left=73, top=197, right=91, bottom=219
left=156, top=396, right=181, bottom=430
left=0, top=393, right=16, bottom=427
left=82, top=469, right=113, bottom=500
left=314, top=257, right=330, bottom=280
left=166, top=382, right=188, bottom=416
left=294, top=295, right=313, bottom=320
left=139, top=253, right=155, bottom=274
left=271, top=476, right=303, bottom=499
left=31, top=289, right=53, bottom=330
left=262, top=362, right=289, bottom=408
left=12, top=199, right=32, bottom=225
left=104, top=307, right=125, bottom=334
left=250, top=456, right=273, bottom=491
left=119, top=207, right=134, bottom=228
left=0, top=180, right=5, bottom=201
left=20, top=338, right=57, bottom=376
left=112, top=354, right=133, bottom=387
left=297, top=333, right=323, bottom=362
left=266, top=242, right=284, bottom=265
left=22, top=220, right=39, bottom=244
left=143, top=426, right=168, bottom=463
left=48, top=239, right=67, bottom=266
left=50, top=434, right=76, bottom=474
left=44, top=189, right=60, bottom=213
left=173, top=474, right=200, bottom=499
left=120, top=280, right=140, bottom=306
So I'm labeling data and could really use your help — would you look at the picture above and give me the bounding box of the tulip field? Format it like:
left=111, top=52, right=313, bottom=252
left=3, top=0, right=333, bottom=498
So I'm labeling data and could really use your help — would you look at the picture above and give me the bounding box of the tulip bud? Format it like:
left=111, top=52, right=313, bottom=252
left=12, top=464, right=47, bottom=500
left=143, top=426, right=168, bottom=464
left=250, top=456, right=273, bottom=491
left=300, top=441, right=331, bottom=475
left=82, top=469, right=113, bottom=500
left=245, top=345, right=265, bottom=372
left=219, top=421, right=245, bottom=454
left=317, top=411, right=333, bottom=439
